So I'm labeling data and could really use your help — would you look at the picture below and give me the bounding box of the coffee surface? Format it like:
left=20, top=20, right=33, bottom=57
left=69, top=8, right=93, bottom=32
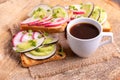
left=70, top=23, right=99, bottom=39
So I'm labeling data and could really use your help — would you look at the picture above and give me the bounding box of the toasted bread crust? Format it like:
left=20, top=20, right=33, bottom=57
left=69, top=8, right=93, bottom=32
left=20, top=44, right=66, bottom=67
left=21, top=51, right=66, bottom=67
left=20, top=22, right=67, bottom=33
left=102, top=21, right=112, bottom=32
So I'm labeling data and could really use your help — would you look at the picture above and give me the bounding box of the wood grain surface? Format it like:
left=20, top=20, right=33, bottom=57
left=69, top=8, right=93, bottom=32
left=112, top=0, right=120, bottom=5
left=0, top=0, right=120, bottom=80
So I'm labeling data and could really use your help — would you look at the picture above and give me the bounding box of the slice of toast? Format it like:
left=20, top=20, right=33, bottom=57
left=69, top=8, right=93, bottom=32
left=20, top=22, right=67, bottom=33
left=20, top=10, right=73, bottom=33
left=20, top=44, right=66, bottom=67
left=102, top=21, right=112, bottom=32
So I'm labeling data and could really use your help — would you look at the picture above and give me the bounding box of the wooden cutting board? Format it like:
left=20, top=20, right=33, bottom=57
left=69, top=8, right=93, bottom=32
left=0, top=0, right=120, bottom=80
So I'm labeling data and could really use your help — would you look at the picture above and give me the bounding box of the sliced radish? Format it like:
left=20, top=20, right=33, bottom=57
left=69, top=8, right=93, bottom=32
left=21, top=33, right=33, bottom=42
left=21, top=17, right=51, bottom=26
left=32, top=32, right=42, bottom=39
left=35, top=18, right=67, bottom=26
left=54, top=18, right=65, bottom=22
left=35, top=18, right=52, bottom=26
left=39, top=20, right=51, bottom=25
left=28, top=18, right=51, bottom=26
left=25, top=17, right=52, bottom=26
left=21, top=17, right=39, bottom=25
left=40, top=17, right=52, bottom=22
left=22, top=4, right=52, bottom=26
left=20, top=33, right=26, bottom=42
left=12, top=31, right=25, bottom=47
left=24, top=44, right=56, bottom=59
left=44, top=18, right=68, bottom=27
left=28, top=4, right=52, bottom=22
left=13, top=37, right=45, bottom=53
left=73, top=10, right=85, bottom=15
left=28, top=4, right=52, bottom=17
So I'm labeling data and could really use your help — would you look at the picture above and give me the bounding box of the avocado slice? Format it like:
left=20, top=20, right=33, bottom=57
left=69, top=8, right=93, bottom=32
left=43, top=37, right=53, bottom=44
left=90, top=6, right=100, bottom=21
left=30, top=45, right=55, bottom=56
left=16, top=40, right=36, bottom=52
left=25, top=44, right=56, bottom=59
left=32, top=8, right=47, bottom=19
left=97, top=6, right=107, bottom=24
left=28, top=4, right=52, bottom=20
left=13, top=37, right=45, bottom=53
left=82, top=2, right=94, bottom=17
left=52, top=6, right=68, bottom=18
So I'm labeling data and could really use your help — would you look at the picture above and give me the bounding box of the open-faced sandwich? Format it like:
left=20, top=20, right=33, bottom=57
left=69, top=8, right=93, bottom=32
left=12, top=30, right=66, bottom=67
left=20, top=3, right=111, bottom=33
left=67, top=2, right=111, bottom=32
left=20, top=4, right=72, bottom=33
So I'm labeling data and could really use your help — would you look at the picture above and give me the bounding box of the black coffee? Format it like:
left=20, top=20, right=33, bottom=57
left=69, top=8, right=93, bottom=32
left=70, top=23, right=99, bottom=39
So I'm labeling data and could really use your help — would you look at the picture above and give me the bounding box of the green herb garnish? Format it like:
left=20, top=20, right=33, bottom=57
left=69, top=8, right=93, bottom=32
left=43, top=32, right=49, bottom=36
left=47, top=9, right=50, bottom=12
left=29, top=40, right=37, bottom=47
left=69, top=5, right=78, bottom=10
left=38, top=35, right=42, bottom=38
left=28, top=30, right=33, bottom=33
left=52, top=13, right=57, bottom=18
left=28, top=30, right=33, bottom=36
left=35, top=48, right=40, bottom=52
left=37, top=8, right=42, bottom=11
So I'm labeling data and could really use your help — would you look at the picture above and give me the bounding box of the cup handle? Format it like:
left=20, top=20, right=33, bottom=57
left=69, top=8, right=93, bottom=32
left=99, top=32, right=113, bottom=47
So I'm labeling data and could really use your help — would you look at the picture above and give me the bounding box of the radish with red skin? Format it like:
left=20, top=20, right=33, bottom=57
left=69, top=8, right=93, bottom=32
left=28, top=21, right=39, bottom=26
left=21, top=17, right=39, bottom=25
left=32, top=32, right=35, bottom=39
left=12, top=31, right=24, bottom=47
left=13, top=37, right=45, bottom=53
left=40, top=20, right=51, bottom=25
left=29, top=17, right=52, bottom=26
left=36, top=17, right=52, bottom=23
left=40, top=17, right=52, bottom=22
left=35, top=20, right=51, bottom=26
left=20, top=33, right=26, bottom=42
left=45, top=23, right=61, bottom=27
left=44, top=18, right=68, bottom=27
left=28, top=4, right=52, bottom=18
left=73, top=10, right=85, bottom=15
left=21, top=33, right=33, bottom=42
left=32, top=32, right=41, bottom=39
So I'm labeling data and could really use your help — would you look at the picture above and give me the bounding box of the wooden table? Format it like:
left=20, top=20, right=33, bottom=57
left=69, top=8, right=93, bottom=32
left=112, top=0, right=120, bottom=5
left=0, top=0, right=120, bottom=80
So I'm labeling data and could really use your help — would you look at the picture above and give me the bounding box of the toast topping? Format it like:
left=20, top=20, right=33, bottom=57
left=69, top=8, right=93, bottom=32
left=12, top=30, right=59, bottom=59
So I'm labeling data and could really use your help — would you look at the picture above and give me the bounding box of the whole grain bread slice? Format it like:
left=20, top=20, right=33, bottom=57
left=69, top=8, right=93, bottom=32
left=20, top=44, right=66, bottom=67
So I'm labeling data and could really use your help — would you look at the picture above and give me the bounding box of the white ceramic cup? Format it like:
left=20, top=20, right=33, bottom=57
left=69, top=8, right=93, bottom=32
left=67, top=18, right=113, bottom=57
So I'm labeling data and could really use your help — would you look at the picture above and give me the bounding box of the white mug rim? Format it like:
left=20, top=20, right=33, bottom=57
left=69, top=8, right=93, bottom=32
left=67, top=18, right=103, bottom=41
